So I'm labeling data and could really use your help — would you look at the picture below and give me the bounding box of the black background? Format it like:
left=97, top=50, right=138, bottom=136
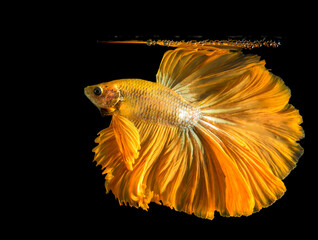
left=56, top=13, right=314, bottom=237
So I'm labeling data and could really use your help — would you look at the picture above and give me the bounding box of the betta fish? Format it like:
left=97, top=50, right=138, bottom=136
left=85, top=39, right=304, bottom=220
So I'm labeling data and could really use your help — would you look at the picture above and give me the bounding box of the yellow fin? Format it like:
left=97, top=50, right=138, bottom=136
left=112, top=114, right=140, bottom=171
left=196, top=124, right=255, bottom=216
left=99, top=121, right=179, bottom=210
left=194, top=63, right=303, bottom=213
left=93, top=126, right=123, bottom=193
left=127, top=122, right=178, bottom=210
left=199, top=65, right=304, bottom=180
left=156, top=48, right=261, bottom=103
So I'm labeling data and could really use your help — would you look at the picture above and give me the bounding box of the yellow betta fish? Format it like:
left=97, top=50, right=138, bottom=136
left=85, top=39, right=304, bottom=220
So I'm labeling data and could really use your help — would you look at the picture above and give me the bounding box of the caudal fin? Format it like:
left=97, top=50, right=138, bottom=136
left=157, top=47, right=304, bottom=214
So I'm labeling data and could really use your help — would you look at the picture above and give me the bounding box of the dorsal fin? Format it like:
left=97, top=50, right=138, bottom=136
left=156, top=48, right=262, bottom=103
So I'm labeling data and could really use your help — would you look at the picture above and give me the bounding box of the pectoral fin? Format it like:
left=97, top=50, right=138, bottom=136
left=112, top=114, right=141, bottom=171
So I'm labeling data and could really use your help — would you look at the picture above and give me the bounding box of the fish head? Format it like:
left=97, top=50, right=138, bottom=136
left=85, top=82, right=123, bottom=116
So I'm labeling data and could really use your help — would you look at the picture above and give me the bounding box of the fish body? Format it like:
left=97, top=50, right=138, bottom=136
left=86, top=79, right=200, bottom=128
left=85, top=45, right=304, bottom=220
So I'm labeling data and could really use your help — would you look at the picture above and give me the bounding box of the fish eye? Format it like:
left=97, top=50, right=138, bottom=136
left=93, top=86, right=103, bottom=96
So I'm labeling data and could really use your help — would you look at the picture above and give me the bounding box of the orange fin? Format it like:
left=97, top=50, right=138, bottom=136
left=193, top=63, right=303, bottom=213
left=198, top=65, right=304, bottom=180
left=195, top=124, right=255, bottom=216
left=92, top=126, right=123, bottom=193
left=112, top=114, right=140, bottom=171
left=156, top=48, right=261, bottom=103
left=155, top=47, right=303, bottom=216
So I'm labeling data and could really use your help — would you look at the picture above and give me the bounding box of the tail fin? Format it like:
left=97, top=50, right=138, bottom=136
left=157, top=47, right=304, bottom=214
